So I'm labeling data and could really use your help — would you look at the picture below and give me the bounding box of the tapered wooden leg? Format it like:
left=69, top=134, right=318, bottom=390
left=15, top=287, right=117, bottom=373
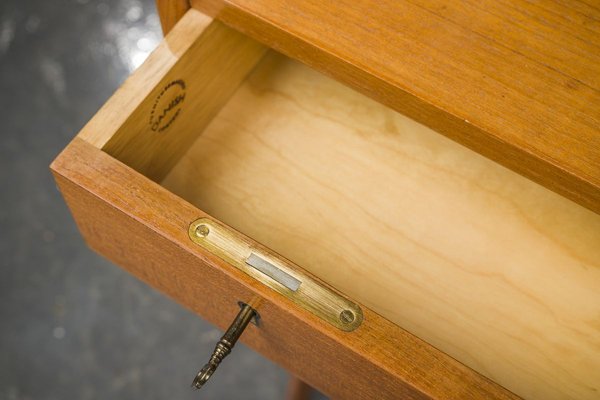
left=286, top=376, right=312, bottom=400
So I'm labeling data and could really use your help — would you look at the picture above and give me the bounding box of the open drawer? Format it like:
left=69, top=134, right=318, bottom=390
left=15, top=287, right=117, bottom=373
left=51, top=9, right=600, bottom=400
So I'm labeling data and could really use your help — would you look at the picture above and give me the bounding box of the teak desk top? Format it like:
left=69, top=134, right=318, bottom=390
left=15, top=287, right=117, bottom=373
left=186, top=0, right=600, bottom=213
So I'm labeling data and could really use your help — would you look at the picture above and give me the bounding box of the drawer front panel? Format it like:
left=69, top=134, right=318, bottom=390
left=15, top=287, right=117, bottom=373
left=51, top=137, right=516, bottom=400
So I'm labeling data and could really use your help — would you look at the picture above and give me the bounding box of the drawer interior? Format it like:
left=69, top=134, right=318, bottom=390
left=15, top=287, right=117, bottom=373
left=78, top=9, right=600, bottom=400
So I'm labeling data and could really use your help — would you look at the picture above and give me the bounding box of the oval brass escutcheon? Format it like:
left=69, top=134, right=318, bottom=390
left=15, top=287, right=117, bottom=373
left=188, top=217, right=363, bottom=332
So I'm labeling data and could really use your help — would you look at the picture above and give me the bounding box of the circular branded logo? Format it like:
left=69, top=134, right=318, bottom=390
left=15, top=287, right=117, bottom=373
left=149, top=79, right=186, bottom=132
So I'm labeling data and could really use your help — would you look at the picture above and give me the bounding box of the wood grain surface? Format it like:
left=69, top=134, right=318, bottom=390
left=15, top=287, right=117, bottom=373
left=191, top=0, right=600, bottom=215
left=163, top=52, right=600, bottom=400
left=51, top=138, right=517, bottom=400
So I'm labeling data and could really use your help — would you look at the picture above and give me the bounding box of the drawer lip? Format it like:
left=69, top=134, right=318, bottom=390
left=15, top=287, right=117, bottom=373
left=50, top=137, right=519, bottom=400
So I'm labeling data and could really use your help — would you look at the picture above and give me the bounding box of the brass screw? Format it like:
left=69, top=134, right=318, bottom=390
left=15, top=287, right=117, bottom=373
left=339, top=310, right=355, bottom=324
left=195, top=224, right=210, bottom=238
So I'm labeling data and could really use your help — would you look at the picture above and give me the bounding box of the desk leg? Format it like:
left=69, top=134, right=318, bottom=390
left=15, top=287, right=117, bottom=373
left=286, top=376, right=313, bottom=400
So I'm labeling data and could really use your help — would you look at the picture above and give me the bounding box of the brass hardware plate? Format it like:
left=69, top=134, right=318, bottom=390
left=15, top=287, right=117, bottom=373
left=189, top=218, right=363, bottom=331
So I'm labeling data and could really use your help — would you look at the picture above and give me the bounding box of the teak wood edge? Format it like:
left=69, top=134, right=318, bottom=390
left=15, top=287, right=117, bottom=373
left=156, top=0, right=190, bottom=34
left=185, top=0, right=600, bottom=215
left=50, top=138, right=519, bottom=400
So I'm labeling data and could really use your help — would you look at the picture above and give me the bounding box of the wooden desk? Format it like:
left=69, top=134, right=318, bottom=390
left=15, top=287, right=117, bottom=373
left=51, top=2, right=600, bottom=399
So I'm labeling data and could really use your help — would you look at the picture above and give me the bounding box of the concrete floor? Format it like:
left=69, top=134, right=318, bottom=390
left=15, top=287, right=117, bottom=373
left=0, top=1, right=326, bottom=399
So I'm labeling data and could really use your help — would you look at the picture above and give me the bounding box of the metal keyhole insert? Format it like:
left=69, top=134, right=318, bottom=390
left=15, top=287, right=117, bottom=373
left=192, top=303, right=257, bottom=389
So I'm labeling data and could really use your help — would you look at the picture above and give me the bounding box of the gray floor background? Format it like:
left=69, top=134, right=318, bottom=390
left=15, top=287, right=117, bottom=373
left=0, top=1, right=326, bottom=399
